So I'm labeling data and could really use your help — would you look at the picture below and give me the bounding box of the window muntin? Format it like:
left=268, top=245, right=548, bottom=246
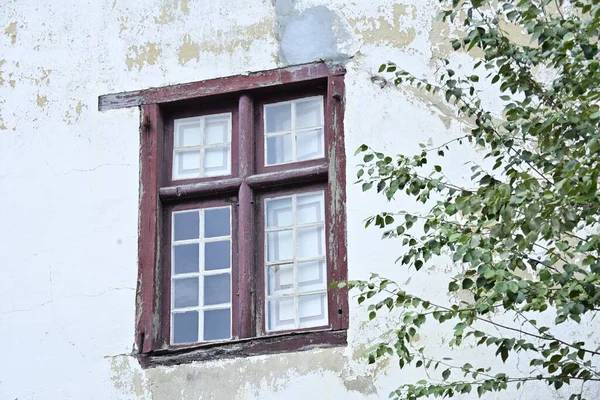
left=264, top=190, right=328, bottom=332
left=173, top=113, right=232, bottom=180
left=171, top=206, right=232, bottom=344
left=264, top=96, right=324, bottom=166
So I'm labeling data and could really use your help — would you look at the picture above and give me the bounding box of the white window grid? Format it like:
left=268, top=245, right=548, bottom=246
left=170, top=206, right=232, bottom=344
left=264, top=191, right=328, bottom=332
left=173, top=112, right=232, bottom=180
left=263, top=96, right=324, bottom=166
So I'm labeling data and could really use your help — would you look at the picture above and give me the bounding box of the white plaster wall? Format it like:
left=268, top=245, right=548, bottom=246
left=0, top=0, right=598, bottom=399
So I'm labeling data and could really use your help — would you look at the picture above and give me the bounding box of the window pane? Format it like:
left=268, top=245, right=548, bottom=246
left=204, top=207, right=230, bottom=238
left=266, top=134, right=293, bottom=165
left=267, top=263, right=294, bottom=296
left=174, top=211, right=200, bottom=241
left=204, top=147, right=230, bottom=176
left=297, top=226, right=324, bottom=259
left=177, top=121, right=202, bottom=147
left=173, top=278, right=199, bottom=308
left=267, top=230, right=293, bottom=262
left=296, top=128, right=324, bottom=161
left=297, top=192, right=324, bottom=225
left=299, top=293, right=327, bottom=328
left=173, top=243, right=199, bottom=274
left=266, top=197, right=293, bottom=228
left=265, top=103, right=291, bottom=133
left=204, top=308, right=230, bottom=341
left=204, top=273, right=230, bottom=306
left=298, top=260, right=326, bottom=293
left=204, top=241, right=230, bottom=271
left=267, top=298, right=295, bottom=332
left=172, top=311, right=199, bottom=344
left=175, top=150, right=201, bottom=177
left=295, top=98, right=322, bottom=129
left=204, top=116, right=229, bottom=145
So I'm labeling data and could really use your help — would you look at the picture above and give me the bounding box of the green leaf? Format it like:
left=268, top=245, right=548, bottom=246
left=442, top=369, right=451, bottom=380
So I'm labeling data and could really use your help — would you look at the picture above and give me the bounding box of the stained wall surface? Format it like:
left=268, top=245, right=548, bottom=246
left=1, top=1, right=599, bottom=399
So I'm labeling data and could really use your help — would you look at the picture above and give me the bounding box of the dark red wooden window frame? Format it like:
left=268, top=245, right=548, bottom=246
left=98, top=62, right=348, bottom=367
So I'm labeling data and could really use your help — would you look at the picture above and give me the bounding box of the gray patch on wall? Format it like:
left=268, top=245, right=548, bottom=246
left=272, top=1, right=353, bottom=65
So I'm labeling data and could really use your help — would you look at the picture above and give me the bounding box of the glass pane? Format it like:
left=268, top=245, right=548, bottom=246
left=175, top=150, right=201, bottom=177
left=204, top=115, right=230, bottom=145
left=204, top=207, right=230, bottom=238
left=173, top=278, right=199, bottom=308
left=173, top=243, right=199, bottom=274
left=265, top=103, right=291, bottom=133
left=298, top=260, right=326, bottom=293
left=297, top=192, right=324, bottom=225
left=296, top=128, right=324, bottom=161
left=172, top=311, right=199, bottom=344
left=297, top=226, right=324, bottom=259
left=176, top=120, right=202, bottom=147
left=267, top=230, right=293, bottom=262
left=204, top=241, right=230, bottom=271
left=295, top=98, right=322, bottom=129
left=267, top=298, right=295, bottom=331
left=266, top=134, right=292, bottom=165
left=174, top=211, right=200, bottom=241
left=204, top=147, right=229, bottom=176
left=267, top=263, right=294, bottom=296
left=204, top=273, right=230, bottom=306
left=204, top=308, right=230, bottom=341
left=299, top=293, right=327, bottom=328
left=266, top=197, right=293, bottom=228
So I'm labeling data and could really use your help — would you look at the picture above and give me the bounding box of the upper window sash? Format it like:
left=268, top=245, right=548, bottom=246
left=263, top=96, right=325, bottom=167
left=172, top=113, right=233, bottom=181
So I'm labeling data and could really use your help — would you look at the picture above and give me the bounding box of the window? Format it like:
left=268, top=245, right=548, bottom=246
left=98, top=63, right=348, bottom=365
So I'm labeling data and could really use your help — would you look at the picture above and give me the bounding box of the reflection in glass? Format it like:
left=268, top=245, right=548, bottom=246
left=204, top=308, right=231, bottom=341
left=173, top=243, right=199, bottom=274
left=174, top=211, right=199, bottom=241
left=267, top=298, right=295, bottom=331
left=295, top=98, right=322, bottom=129
left=204, top=241, right=230, bottom=271
left=266, top=134, right=292, bottom=165
left=267, top=263, right=294, bottom=296
left=297, top=226, right=324, bottom=259
left=173, top=278, right=199, bottom=308
left=266, top=197, right=293, bottom=228
left=204, top=274, right=231, bottom=306
left=299, top=294, right=327, bottom=328
left=265, top=103, right=292, bottom=133
left=204, top=208, right=230, bottom=238
left=172, top=311, right=199, bottom=344
left=267, top=230, right=293, bottom=262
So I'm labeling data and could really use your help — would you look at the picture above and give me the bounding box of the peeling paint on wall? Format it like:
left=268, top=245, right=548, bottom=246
left=178, top=34, right=199, bottom=65
left=0, top=59, right=5, bottom=86
left=35, top=69, right=52, bottom=86
left=4, top=22, right=17, bottom=45
left=63, top=101, right=87, bottom=125
left=108, top=356, right=150, bottom=399
left=154, top=0, right=190, bottom=25
left=36, top=94, right=48, bottom=108
left=125, top=43, right=162, bottom=71
left=347, top=4, right=416, bottom=48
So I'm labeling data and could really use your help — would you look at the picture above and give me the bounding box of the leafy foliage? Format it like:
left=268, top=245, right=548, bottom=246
left=348, top=0, right=600, bottom=398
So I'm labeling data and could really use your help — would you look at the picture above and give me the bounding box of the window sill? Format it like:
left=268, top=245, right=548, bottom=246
left=139, top=329, right=347, bottom=368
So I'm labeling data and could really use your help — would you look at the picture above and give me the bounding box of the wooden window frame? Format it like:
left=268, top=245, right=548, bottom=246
left=98, top=62, right=348, bottom=367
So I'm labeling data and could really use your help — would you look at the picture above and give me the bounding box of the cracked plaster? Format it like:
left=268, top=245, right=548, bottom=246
left=1, top=1, right=600, bottom=399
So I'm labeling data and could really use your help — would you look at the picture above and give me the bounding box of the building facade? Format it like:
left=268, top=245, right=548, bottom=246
left=1, top=0, right=598, bottom=399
